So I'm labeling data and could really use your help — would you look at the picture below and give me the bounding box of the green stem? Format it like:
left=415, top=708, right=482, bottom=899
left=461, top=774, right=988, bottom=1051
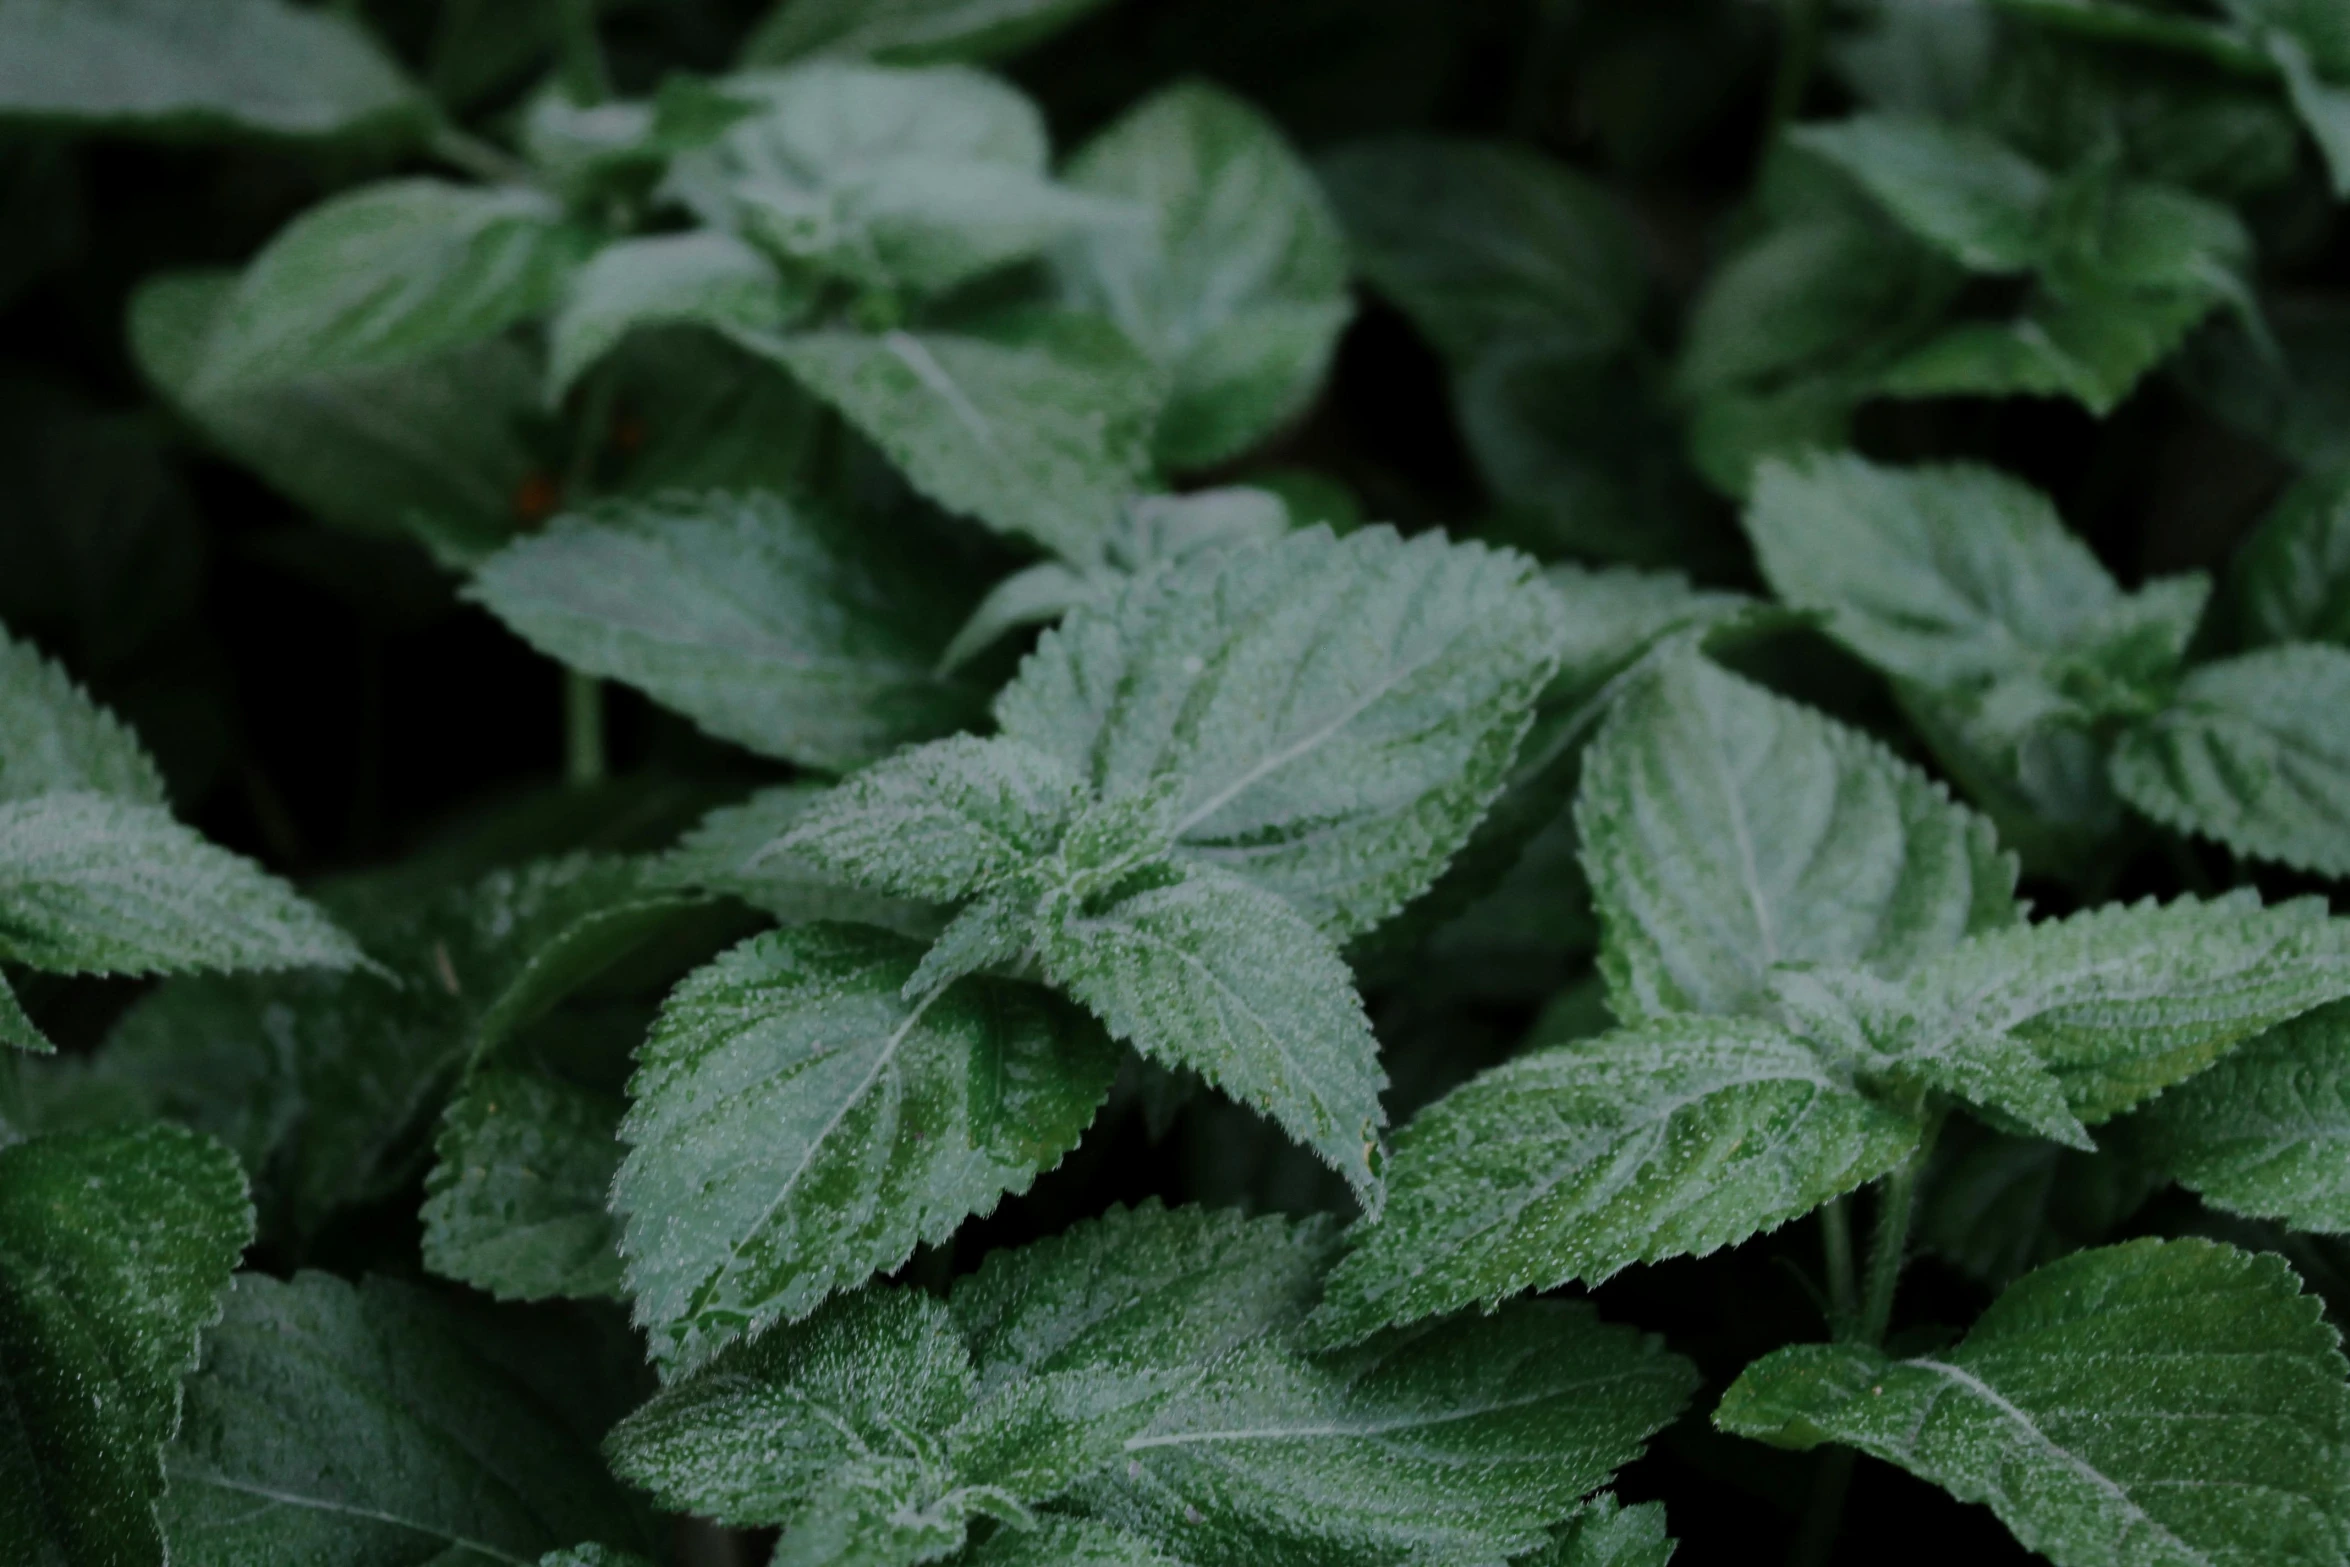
left=556, top=0, right=612, bottom=106
left=1767, top=0, right=1831, bottom=139
left=565, top=670, right=606, bottom=788
left=1791, top=1450, right=1856, bottom=1567
left=1819, top=1195, right=1858, bottom=1337
left=426, top=121, right=537, bottom=187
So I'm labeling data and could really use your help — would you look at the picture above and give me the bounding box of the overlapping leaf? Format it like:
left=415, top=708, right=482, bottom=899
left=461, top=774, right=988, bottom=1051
left=546, top=230, right=805, bottom=401
left=743, top=0, right=1115, bottom=67
left=0, top=626, right=166, bottom=805
left=420, top=1067, right=627, bottom=1303
left=2228, top=467, right=2350, bottom=649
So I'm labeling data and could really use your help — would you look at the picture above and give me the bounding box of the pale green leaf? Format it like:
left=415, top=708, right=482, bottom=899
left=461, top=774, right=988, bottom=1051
left=192, top=180, right=591, bottom=394
left=962, top=1518, right=1187, bottom=1567
left=421, top=1067, right=626, bottom=1303
left=653, top=783, right=941, bottom=936
left=1318, top=135, right=1645, bottom=365
left=1717, top=1237, right=2350, bottom=1567
left=1310, top=1017, right=1922, bottom=1342
left=1884, top=892, right=2350, bottom=1122
left=1039, top=862, right=1386, bottom=1206
left=468, top=489, right=986, bottom=772
left=1576, top=652, right=2017, bottom=1023
left=743, top=0, right=1113, bottom=67
left=1791, top=113, right=2051, bottom=274
left=998, top=525, right=1565, bottom=939
left=546, top=230, right=804, bottom=402
left=161, top=1271, right=652, bottom=1563
left=2228, top=468, right=2350, bottom=650
left=0, top=972, right=44, bottom=1053
left=1879, top=279, right=2228, bottom=417
left=1531, top=1495, right=1676, bottom=1567
left=0, top=0, right=421, bottom=139
left=741, top=309, right=1164, bottom=562
left=2112, top=644, right=2350, bottom=877
left=2127, top=1001, right=2350, bottom=1233
left=0, top=1125, right=251, bottom=1567
left=0, top=791, right=361, bottom=980
left=0, top=624, right=165, bottom=806
left=1073, top=1300, right=1697, bottom=1567
left=780, top=735, right=1086, bottom=904
left=1056, top=82, right=1352, bottom=471
left=938, top=561, right=1099, bottom=674
left=614, top=924, right=1116, bottom=1375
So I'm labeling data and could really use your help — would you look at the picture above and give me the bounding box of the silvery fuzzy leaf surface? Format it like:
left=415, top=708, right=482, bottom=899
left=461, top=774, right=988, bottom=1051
left=654, top=782, right=941, bottom=936
left=545, top=230, right=806, bottom=402
left=420, top=1065, right=627, bottom=1303
left=0, top=624, right=166, bottom=806
left=1527, top=1494, right=1677, bottom=1567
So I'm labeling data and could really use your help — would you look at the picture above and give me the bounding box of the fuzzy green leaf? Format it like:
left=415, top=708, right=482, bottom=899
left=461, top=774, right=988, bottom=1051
left=1880, top=892, right=2350, bottom=1123
left=742, top=309, right=1164, bottom=562
left=1576, top=652, right=2016, bottom=1023
left=468, top=489, right=986, bottom=772
left=0, top=0, right=421, bottom=139
left=0, top=972, right=44, bottom=1053
left=743, top=0, right=1114, bottom=67
left=1039, top=862, right=1387, bottom=1208
left=615, top=924, right=1116, bottom=1376
left=191, top=180, right=591, bottom=394
left=1534, top=1494, right=1677, bottom=1567
left=0, top=625, right=166, bottom=805
left=1073, top=1300, right=1696, bottom=1567
left=0, top=1126, right=251, bottom=1566
left=653, top=783, right=941, bottom=936
left=2228, top=468, right=2350, bottom=650
left=2127, top=1001, right=2350, bottom=1234
left=2111, top=644, right=2350, bottom=877
left=1311, top=1017, right=1922, bottom=1342
left=160, top=1271, right=651, bottom=1563
left=541, top=1549, right=655, bottom=1567
left=421, top=1067, right=626, bottom=1303
left=546, top=230, right=803, bottom=402
left=1717, top=1238, right=2350, bottom=1567
left=0, top=791, right=361, bottom=981
left=1056, top=82, right=1352, bottom=471
left=998, top=525, right=1566, bottom=939
left=1792, top=113, right=2051, bottom=274
left=962, top=1518, right=1186, bottom=1567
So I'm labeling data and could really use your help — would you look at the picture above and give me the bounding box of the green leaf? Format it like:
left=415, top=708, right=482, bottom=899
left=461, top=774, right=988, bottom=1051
left=744, top=0, right=1114, bottom=69
left=962, top=1518, right=1187, bottom=1567
left=1879, top=275, right=2226, bottom=417
left=0, top=1125, right=251, bottom=1566
left=670, top=63, right=1116, bottom=297
left=191, top=180, right=591, bottom=394
left=998, top=525, right=1566, bottom=939
left=1576, top=652, right=2017, bottom=1024
left=1717, top=1237, right=2350, bottom=1567
left=614, top=924, right=1116, bottom=1375
left=1882, top=892, right=2350, bottom=1123
left=2228, top=468, right=2350, bottom=650
left=1319, top=135, right=1645, bottom=365
left=741, top=309, right=1164, bottom=562
left=420, top=1066, right=626, bottom=1303
left=547, top=231, right=805, bottom=403
left=2112, top=644, right=2350, bottom=877
left=2221, top=0, right=2350, bottom=194
left=541, top=1549, right=656, bottom=1567
left=0, top=972, right=45, bottom=1053
left=160, top=1271, right=652, bottom=1562
left=1073, top=1300, right=1696, bottom=1567
left=467, top=489, right=987, bottom=773
left=1311, top=1017, right=1922, bottom=1342
left=131, top=270, right=544, bottom=563
left=1055, top=82, right=1352, bottom=471
left=2127, top=1001, right=2350, bottom=1233
left=653, top=783, right=941, bottom=936
left=1919, top=1122, right=2161, bottom=1290
left=0, top=791, right=360, bottom=980
left=1531, top=1495, right=1677, bottom=1567
left=1791, top=113, right=2051, bottom=274
left=0, top=624, right=166, bottom=805
left=0, top=0, right=421, bottom=139
left=781, top=735, right=1087, bottom=904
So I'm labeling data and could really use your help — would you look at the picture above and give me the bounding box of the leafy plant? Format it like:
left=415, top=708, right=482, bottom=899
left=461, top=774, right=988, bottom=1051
left=8, top=1, right=2350, bottom=1564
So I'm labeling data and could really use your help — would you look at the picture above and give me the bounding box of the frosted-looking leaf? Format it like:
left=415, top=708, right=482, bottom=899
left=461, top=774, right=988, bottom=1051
left=614, top=925, right=1116, bottom=1375
left=652, top=783, right=939, bottom=936
left=2227, top=467, right=2350, bottom=649
left=1717, top=1238, right=2350, bottom=1567
left=963, top=1517, right=1186, bottom=1566
left=0, top=625, right=165, bottom=805
left=1530, top=1494, right=1677, bottom=1567
left=1310, top=1017, right=1921, bottom=1342
left=997, top=525, right=1566, bottom=938
left=546, top=230, right=804, bottom=401
left=1791, top=114, right=2050, bottom=274
left=1576, top=651, right=2016, bottom=1023
left=420, top=1067, right=626, bottom=1303
left=1072, top=1300, right=1697, bottom=1567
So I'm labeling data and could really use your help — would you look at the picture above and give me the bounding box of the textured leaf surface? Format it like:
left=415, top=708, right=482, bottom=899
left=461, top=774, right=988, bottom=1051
left=0, top=625, right=165, bottom=805
left=1791, top=114, right=2049, bottom=273
left=192, top=180, right=589, bottom=393
left=0, top=1126, right=251, bottom=1567
left=0, top=791, right=361, bottom=979
left=421, top=1067, right=626, bottom=1303
left=2128, top=1002, right=2350, bottom=1233
left=547, top=230, right=798, bottom=401
left=0, top=0, right=420, bottom=138
left=1311, top=1017, right=1922, bottom=1341
left=743, top=0, right=1113, bottom=66
left=2111, top=644, right=2350, bottom=877
left=744, top=310, right=1163, bottom=562
left=653, top=783, right=940, bottom=935
left=468, top=489, right=985, bottom=772
left=1074, top=1300, right=1696, bottom=1567
left=161, top=1271, right=649, bottom=1563
left=1040, top=863, right=1387, bottom=1207
left=1056, top=82, right=1352, bottom=470
left=1717, top=1238, right=2350, bottom=1567
left=998, top=525, right=1565, bottom=938
left=1532, top=1495, right=1676, bottom=1567
left=2228, top=467, right=2350, bottom=649
left=963, top=1518, right=1186, bottom=1567
left=615, top=925, right=1117, bottom=1376
left=1576, top=653, right=2016, bottom=1023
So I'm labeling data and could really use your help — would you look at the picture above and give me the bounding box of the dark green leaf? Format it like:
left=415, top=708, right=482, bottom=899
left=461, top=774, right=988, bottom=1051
left=743, top=0, right=1115, bottom=67
left=2228, top=468, right=2350, bottom=650
left=421, top=1067, right=626, bottom=1303
left=0, top=624, right=166, bottom=806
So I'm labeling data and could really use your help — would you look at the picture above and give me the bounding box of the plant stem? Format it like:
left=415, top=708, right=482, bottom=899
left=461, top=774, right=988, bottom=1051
left=426, top=121, right=537, bottom=187
left=557, top=0, right=613, bottom=106
left=1859, top=1112, right=1940, bottom=1346
left=1767, top=0, right=1831, bottom=139
left=565, top=669, right=607, bottom=788
left=1819, top=1195, right=1858, bottom=1337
